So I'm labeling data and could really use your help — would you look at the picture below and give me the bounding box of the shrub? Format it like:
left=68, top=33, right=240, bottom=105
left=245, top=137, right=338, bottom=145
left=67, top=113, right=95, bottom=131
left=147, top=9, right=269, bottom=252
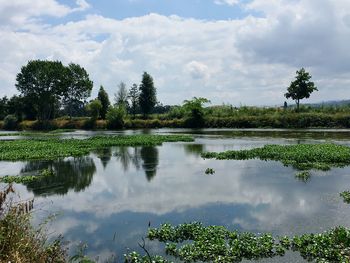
left=106, top=105, right=126, bottom=129
left=3, top=114, right=18, bottom=130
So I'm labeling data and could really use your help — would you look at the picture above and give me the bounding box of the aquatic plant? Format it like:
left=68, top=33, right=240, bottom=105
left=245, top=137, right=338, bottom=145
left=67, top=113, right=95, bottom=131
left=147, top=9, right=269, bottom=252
left=205, top=168, right=215, bottom=175
left=202, top=143, right=350, bottom=171
left=0, top=169, right=55, bottom=184
left=0, top=135, right=194, bottom=161
left=295, top=171, right=311, bottom=182
left=127, top=223, right=350, bottom=263
left=340, top=191, right=350, bottom=204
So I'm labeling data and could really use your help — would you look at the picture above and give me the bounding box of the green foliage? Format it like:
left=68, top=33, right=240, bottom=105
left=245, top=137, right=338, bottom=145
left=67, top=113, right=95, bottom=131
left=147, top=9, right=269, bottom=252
left=0, top=135, right=194, bottom=161
left=106, top=105, right=126, bottom=129
left=63, top=63, right=93, bottom=118
left=340, top=191, right=350, bottom=204
left=285, top=68, right=318, bottom=110
left=3, top=114, right=18, bottom=130
left=124, top=251, right=169, bottom=263
left=205, top=168, right=215, bottom=175
left=295, top=171, right=311, bottom=182
left=182, top=97, right=210, bottom=128
left=97, top=86, right=110, bottom=119
left=0, top=169, right=55, bottom=184
left=0, top=185, right=66, bottom=263
left=16, top=60, right=68, bottom=121
left=139, top=72, right=157, bottom=116
left=86, top=99, right=102, bottom=120
left=134, top=223, right=350, bottom=263
left=202, top=143, right=350, bottom=171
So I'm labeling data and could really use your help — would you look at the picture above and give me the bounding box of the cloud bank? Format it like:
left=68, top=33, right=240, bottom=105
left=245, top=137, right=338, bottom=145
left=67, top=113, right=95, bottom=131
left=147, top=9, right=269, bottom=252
left=0, top=0, right=349, bottom=105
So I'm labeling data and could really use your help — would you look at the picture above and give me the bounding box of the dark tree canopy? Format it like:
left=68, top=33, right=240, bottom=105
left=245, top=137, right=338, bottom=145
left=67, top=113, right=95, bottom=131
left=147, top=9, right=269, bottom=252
left=63, top=63, right=93, bottom=118
left=115, top=81, right=128, bottom=108
left=139, top=72, right=157, bottom=116
left=97, top=86, right=110, bottom=119
left=285, top=68, right=318, bottom=110
left=16, top=60, right=68, bottom=120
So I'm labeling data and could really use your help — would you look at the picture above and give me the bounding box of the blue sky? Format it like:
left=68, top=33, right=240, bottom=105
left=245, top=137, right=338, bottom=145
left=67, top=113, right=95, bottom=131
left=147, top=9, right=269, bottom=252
left=0, top=0, right=349, bottom=105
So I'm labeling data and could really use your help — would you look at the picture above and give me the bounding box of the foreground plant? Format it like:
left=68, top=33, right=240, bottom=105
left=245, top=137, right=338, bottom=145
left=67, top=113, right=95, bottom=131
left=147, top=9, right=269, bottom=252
left=0, top=184, right=66, bottom=263
left=0, top=168, right=55, bottom=183
left=0, top=135, right=194, bottom=161
left=202, top=143, right=350, bottom=171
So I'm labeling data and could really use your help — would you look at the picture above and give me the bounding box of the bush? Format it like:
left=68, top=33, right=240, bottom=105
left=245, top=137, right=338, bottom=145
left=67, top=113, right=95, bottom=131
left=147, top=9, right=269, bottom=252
left=0, top=184, right=66, bottom=262
left=106, top=105, right=126, bottom=129
left=3, top=114, right=18, bottom=130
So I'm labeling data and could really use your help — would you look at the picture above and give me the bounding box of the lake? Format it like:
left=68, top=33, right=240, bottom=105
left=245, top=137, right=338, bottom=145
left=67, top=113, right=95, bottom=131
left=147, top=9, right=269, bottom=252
left=1, top=128, right=350, bottom=262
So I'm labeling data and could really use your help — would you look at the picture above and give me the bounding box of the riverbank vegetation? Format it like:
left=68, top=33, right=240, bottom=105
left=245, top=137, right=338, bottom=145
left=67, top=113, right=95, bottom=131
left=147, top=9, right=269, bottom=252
left=201, top=143, right=350, bottom=171
left=0, top=135, right=193, bottom=161
left=1, top=61, right=350, bottom=130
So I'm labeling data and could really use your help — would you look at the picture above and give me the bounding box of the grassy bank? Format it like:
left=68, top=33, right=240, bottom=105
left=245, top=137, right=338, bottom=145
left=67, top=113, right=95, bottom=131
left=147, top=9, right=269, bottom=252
left=202, top=143, right=350, bottom=171
left=0, top=134, right=194, bottom=161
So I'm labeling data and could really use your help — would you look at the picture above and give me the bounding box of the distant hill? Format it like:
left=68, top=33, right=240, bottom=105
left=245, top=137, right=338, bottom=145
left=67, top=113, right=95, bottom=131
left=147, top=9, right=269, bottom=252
left=305, top=100, right=350, bottom=107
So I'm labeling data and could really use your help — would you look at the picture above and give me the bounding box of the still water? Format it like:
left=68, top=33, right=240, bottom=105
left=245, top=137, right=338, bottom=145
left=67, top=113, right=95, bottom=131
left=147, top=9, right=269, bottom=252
left=2, top=129, right=350, bottom=262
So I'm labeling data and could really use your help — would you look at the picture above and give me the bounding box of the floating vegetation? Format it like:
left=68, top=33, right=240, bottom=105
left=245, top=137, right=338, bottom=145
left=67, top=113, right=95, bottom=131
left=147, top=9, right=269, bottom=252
left=0, top=169, right=55, bottom=184
left=125, top=223, right=350, bottom=263
left=204, top=168, right=215, bottom=175
left=295, top=171, right=311, bottom=182
left=201, top=143, right=350, bottom=171
left=0, top=135, right=194, bottom=161
left=340, top=191, right=350, bottom=204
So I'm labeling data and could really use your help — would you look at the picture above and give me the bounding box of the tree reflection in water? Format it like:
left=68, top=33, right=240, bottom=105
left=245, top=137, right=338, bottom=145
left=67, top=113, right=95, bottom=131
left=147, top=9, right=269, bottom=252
left=114, top=146, right=159, bottom=181
left=21, top=157, right=96, bottom=196
left=93, top=148, right=112, bottom=169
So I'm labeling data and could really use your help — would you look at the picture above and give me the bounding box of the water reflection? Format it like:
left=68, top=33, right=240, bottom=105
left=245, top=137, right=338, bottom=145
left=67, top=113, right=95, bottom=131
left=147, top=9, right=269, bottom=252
left=183, top=144, right=204, bottom=157
left=21, top=157, right=96, bottom=196
left=93, top=148, right=112, bottom=169
left=140, top=147, right=159, bottom=181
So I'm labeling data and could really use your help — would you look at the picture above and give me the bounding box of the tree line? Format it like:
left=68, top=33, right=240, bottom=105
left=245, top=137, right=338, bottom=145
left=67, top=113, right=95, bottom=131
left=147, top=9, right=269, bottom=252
left=0, top=60, right=162, bottom=123
left=0, top=60, right=320, bottom=129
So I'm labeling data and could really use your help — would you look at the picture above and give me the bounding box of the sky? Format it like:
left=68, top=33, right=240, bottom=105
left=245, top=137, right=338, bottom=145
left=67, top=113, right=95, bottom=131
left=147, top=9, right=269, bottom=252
left=0, top=0, right=349, bottom=106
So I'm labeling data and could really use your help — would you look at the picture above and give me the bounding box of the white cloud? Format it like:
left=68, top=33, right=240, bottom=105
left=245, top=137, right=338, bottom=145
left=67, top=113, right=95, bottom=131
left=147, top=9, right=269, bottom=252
left=214, top=0, right=240, bottom=6
left=0, top=0, right=349, bottom=105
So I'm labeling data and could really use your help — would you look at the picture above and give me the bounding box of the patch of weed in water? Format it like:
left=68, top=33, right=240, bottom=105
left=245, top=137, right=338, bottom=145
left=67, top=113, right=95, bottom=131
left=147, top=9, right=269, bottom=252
left=204, top=168, right=215, bottom=175
left=125, top=223, right=350, bottom=263
left=340, top=191, right=350, bottom=204
left=0, top=135, right=194, bottom=161
left=202, top=143, right=350, bottom=171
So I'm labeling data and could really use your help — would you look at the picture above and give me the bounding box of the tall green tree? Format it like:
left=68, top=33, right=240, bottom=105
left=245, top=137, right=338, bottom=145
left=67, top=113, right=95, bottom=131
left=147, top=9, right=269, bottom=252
left=128, top=83, right=139, bottom=118
left=97, top=86, right=110, bottom=119
left=15, top=60, right=67, bottom=121
left=183, top=97, right=210, bottom=127
left=139, top=72, right=156, bottom=117
left=0, top=96, right=8, bottom=120
left=285, top=68, right=318, bottom=111
left=63, top=63, right=93, bottom=118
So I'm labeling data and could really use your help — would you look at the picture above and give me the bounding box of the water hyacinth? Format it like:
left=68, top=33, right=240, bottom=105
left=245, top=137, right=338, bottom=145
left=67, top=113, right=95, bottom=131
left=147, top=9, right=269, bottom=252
left=201, top=143, right=350, bottom=171
left=0, top=135, right=194, bottom=161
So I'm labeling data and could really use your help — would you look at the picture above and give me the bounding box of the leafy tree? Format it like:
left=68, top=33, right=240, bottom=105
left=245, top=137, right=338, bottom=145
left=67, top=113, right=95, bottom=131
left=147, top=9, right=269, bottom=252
left=63, top=63, right=93, bottom=118
left=114, top=82, right=129, bottom=108
left=285, top=68, right=318, bottom=111
left=139, top=72, right=157, bottom=117
left=128, top=83, right=139, bottom=118
left=16, top=60, right=67, bottom=121
left=182, top=97, right=210, bottom=127
left=97, top=86, right=110, bottom=119
left=0, top=96, right=8, bottom=120
left=106, top=105, right=126, bottom=129
left=86, top=99, right=102, bottom=120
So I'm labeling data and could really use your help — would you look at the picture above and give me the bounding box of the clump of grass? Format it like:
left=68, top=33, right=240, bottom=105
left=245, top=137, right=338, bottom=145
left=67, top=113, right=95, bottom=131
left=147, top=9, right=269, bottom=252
left=295, top=171, right=311, bottom=182
left=129, top=222, right=350, bottom=263
left=204, top=168, right=215, bottom=175
left=0, top=135, right=194, bottom=161
left=201, top=143, right=350, bottom=171
left=0, top=169, right=55, bottom=184
left=340, top=191, right=350, bottom=204
left=0, top=184, right=66, bottom=263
